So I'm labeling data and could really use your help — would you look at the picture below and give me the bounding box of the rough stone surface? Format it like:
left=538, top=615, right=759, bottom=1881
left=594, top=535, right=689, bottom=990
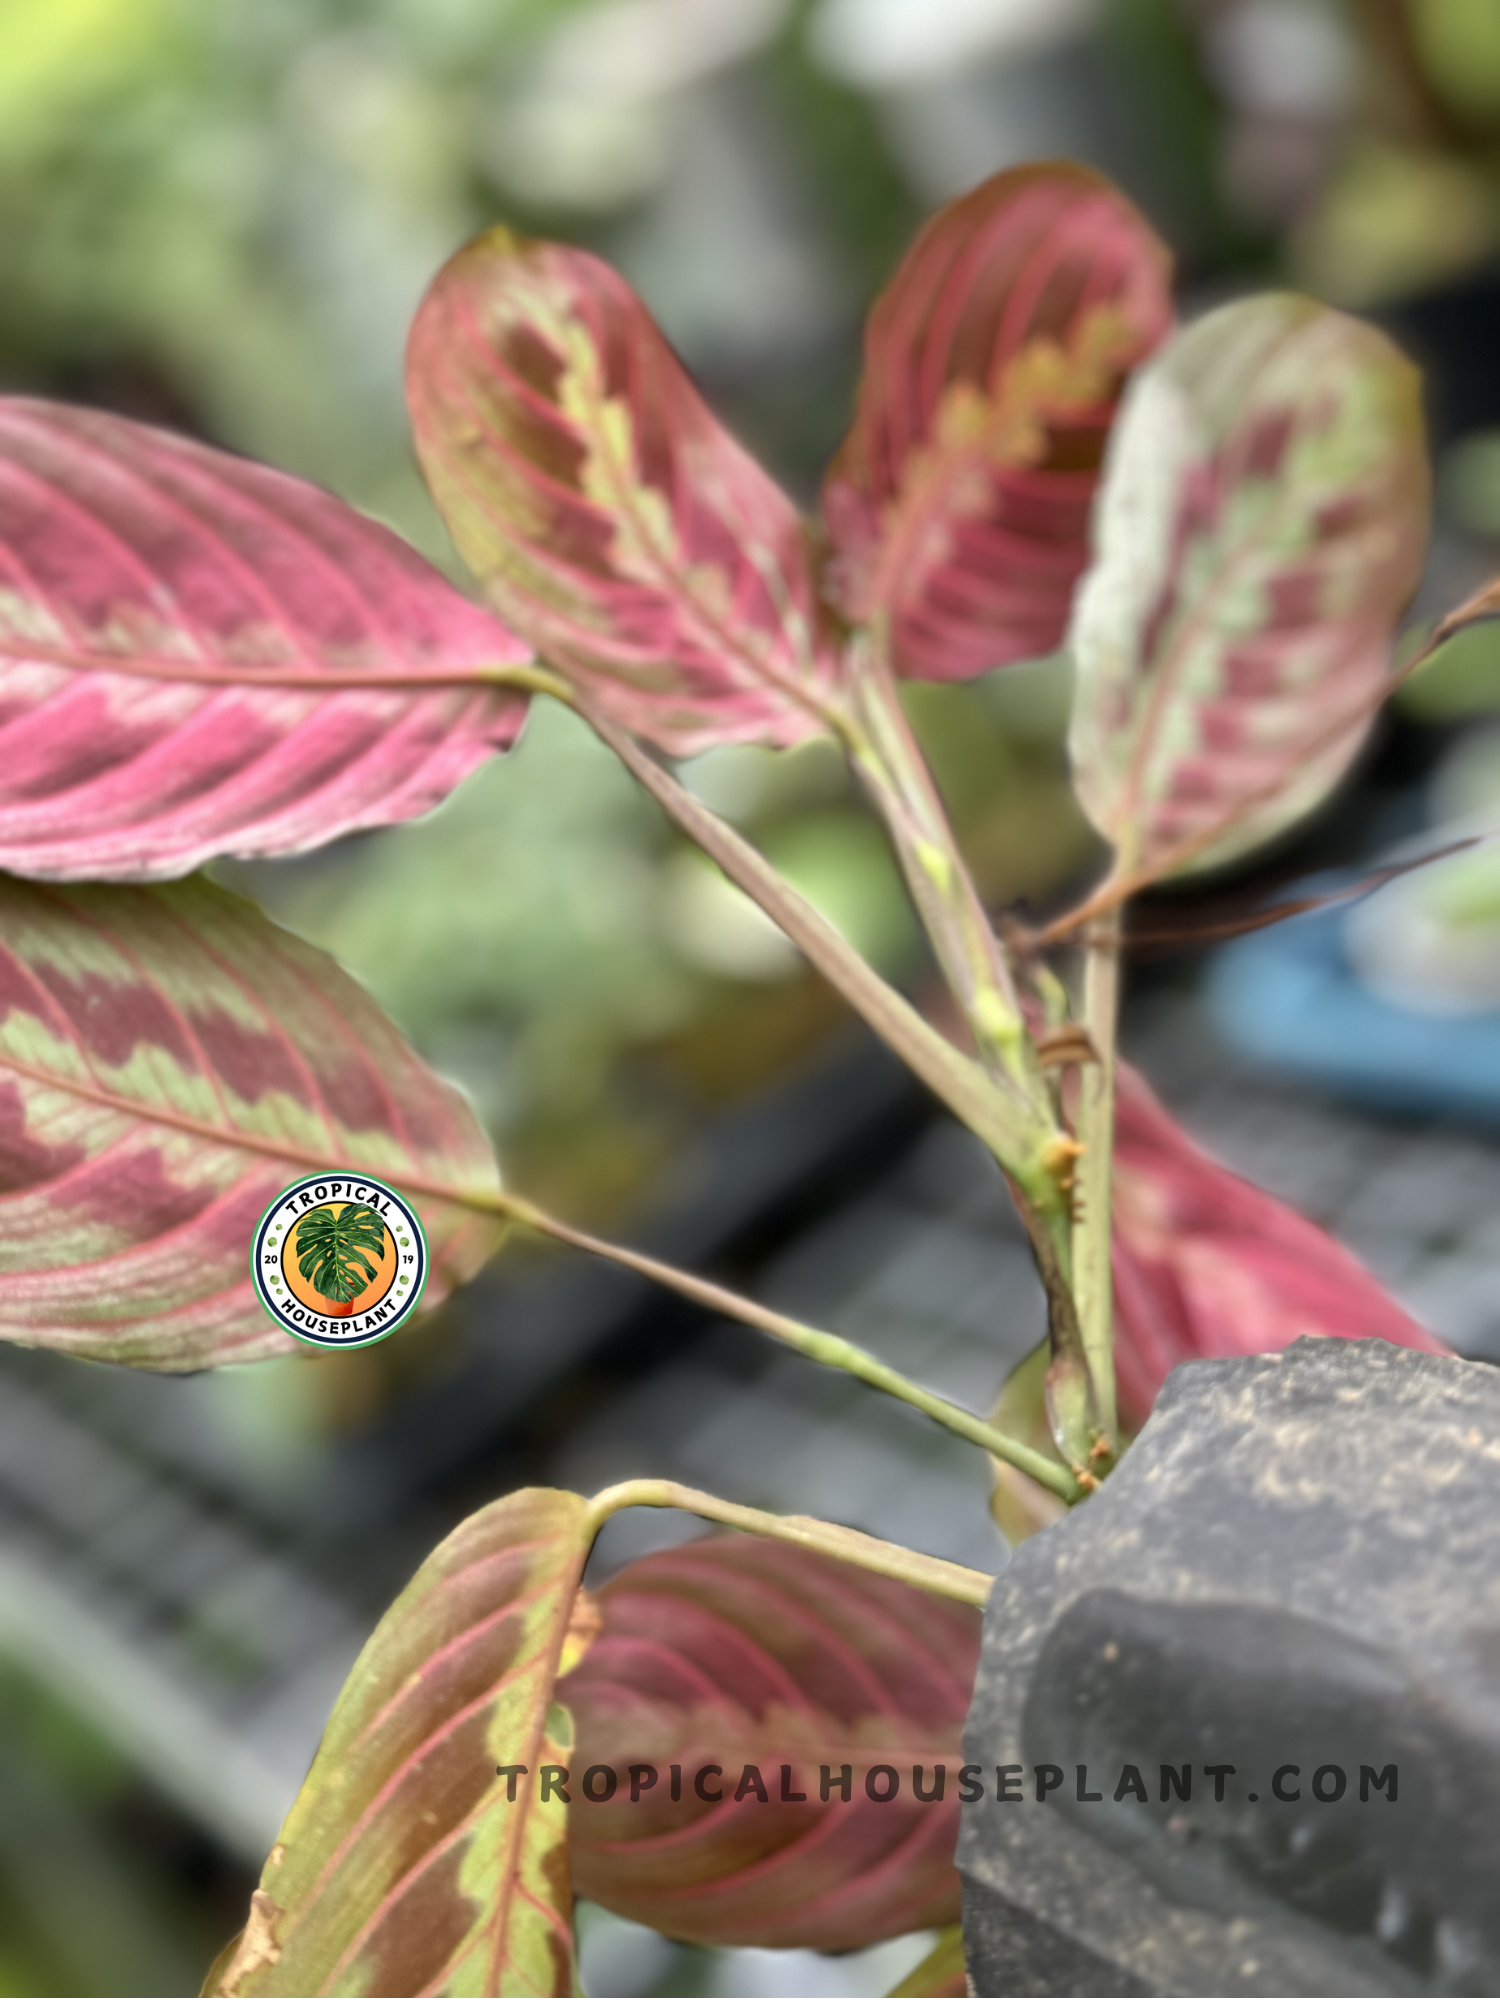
left=958, top=1337, right=1500, bottom=1997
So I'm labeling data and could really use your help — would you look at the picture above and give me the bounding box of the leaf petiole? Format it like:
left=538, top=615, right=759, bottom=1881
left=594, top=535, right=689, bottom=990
left=501, top=1193, right=1083, bottom=1502
left=584, top=1478, right=996, bottom=1606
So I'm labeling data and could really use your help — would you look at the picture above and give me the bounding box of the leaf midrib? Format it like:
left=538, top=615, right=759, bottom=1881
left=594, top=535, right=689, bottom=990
left=0, top=1047, right=501, bottom=1216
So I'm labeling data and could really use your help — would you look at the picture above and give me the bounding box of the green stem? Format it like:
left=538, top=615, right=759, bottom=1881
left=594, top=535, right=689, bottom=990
left=836, top=632, right=1096, bottom=1471
left=503, top=1193, right=1082, bottom=1502
left=1069, top=909, right=1121, bottom=1458
left=578, top=699, right=1047, bottom=1175
left=842, top=633, right=1043, bottom=1111
left=585, top=1478, right=996, bottom=1606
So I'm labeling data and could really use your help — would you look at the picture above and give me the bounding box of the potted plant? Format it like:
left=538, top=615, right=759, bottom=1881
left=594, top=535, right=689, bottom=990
left=0, top=158, right=1481, bottom=1996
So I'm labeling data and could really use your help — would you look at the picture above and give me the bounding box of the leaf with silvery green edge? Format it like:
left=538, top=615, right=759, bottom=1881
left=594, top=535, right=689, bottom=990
left=562, top=1534, right=980, bottom=1951
left=207, top=1488, right=599, bottom=1999
left=406, top=226, right=841, bottom=754
left=1068, top=294, right=1429, bottom=881
left=0, top=400, right=531, bottom=882
left=294, top=1202, right=388, bottom=1305
left=0, top=873, right=501, bottom=1369
left=822, top=163, right=1173, bottom=682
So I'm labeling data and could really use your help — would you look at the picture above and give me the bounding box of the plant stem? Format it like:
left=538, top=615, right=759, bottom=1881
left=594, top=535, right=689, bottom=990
left=501, top=1192, right=1082, bottom=1501
left=842, top=632, right=1045, bottom=1114
left=585, top=1478, right=995, bottom=1607
left=578, top=700, right=1048, bottom=1177
left=1069, top=909, right=1121, bottom=1456
left=835, top=632, right=1098, bottom=1471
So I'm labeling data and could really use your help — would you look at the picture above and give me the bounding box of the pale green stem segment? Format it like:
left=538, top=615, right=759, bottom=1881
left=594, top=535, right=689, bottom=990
left=577, top=700, right=1047, bottom=1176
left=834, top=631, right=1097, bottom=1473
left=1069, top=909, right=1122, bottom=1458
left=502, top=1193, right=1082, bottom=1503
left=585, top=1478, right=995, bottom=1607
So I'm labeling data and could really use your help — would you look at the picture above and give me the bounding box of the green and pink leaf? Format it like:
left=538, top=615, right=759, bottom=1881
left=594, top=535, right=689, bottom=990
left=1068, top=295, right=1429, bottom=879
left=823, top=164, right=1172, bottom=681
left=407, top=229, right=838, bottom=753
left=562, top=1535, right=979, bottom=1951
left=0, top=401, right=529, bottom=881
left=0, top=875, right=501, bottom=1369
left=211, top=1489, right=594, bottom=1998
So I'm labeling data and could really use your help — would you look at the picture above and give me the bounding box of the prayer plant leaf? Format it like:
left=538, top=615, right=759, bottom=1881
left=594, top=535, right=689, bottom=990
left=1069, top=295, right=1429, bottom=881
left=822, top=163, right=1172, bottom=682
left=561, top=1534, right=980, bottom=1951
left=0, top=400, right=530, bottom=882
left=406, top=227, right=840, bottom=754
left=209, top=1488, right=595, bottom=1999
left=0, top=873, right=501, bottom=1369
left=1110, top=1062, right=1450, bottom=1429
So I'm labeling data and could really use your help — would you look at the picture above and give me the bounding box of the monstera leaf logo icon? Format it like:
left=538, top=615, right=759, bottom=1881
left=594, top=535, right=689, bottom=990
left=293, top=1202, right=388, bottom=1316
left=252, top=1173, right=428, bottom=1347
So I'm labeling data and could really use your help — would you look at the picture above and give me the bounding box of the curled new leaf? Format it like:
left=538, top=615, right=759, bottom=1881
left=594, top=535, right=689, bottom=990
left=0, top=874, right=501, bottom=1369
left=1069, top=295, right=1429, bottom=881
left=561, top=1535, right=980, bottom=1951
left=406, top=228, right=838, bottom=753
left=0, top=401, right=530, bottom=881
left=1111, top=1063, right=1449, bottom=1428
left=823, top=164, right=1172, bottom=681
left=210, top=1489, right=594, bottom=1999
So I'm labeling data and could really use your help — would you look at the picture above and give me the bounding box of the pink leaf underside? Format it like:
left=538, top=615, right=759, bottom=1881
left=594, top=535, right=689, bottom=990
left=1110, top=1062, right=1449, bottom=1429
left=822, top=162, right=1173, bottom=682
left=561, top=1535, right=981, bottom=1952
left=406, top=228, right=840, bottom=755
left=1067, top=296, right=1430, bottom=878
left=0, top=399, right=529, bottom=882
left=0, top=873, right=501, bottom=1369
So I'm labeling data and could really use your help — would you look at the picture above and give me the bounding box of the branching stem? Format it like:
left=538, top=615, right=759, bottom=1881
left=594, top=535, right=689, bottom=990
left=577, top=699, right=1048, bottom=1175
left=834, top=630, right=1096, bottom=1471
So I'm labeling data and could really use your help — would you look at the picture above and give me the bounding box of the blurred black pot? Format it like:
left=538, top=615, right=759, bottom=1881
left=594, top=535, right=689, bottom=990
left=958, top=1338, right=1500, bottom=1997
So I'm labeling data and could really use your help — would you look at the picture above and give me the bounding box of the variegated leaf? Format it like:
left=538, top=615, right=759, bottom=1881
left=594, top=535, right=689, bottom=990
left=1111, top=1062, right=1449, bottom=1428
left=1069, top=295, right=1429, bottom=879
left=0, top=400, right=530, bottom=881
left=823, top=164, right=1172, bottom=681
left=562, top=1535, right=979, bottom=1951
left=210, top=1489, right=595, bottom=1999
left=406, top=227, right=840, bottom=754
left=0, top=873, right=501, bottom=1369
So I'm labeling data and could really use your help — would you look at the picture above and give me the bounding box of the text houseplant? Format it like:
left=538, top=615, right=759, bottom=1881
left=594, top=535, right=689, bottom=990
left=0, top=159, right=1482, bottom=1995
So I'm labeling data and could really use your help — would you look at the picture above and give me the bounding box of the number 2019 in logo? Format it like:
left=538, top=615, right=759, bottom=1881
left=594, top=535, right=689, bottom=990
left=251, top=1173, right=428, bottom=1349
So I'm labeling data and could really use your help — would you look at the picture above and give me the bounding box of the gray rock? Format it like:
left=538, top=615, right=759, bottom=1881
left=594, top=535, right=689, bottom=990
left=958, top=1338, right=1500, bottom=1997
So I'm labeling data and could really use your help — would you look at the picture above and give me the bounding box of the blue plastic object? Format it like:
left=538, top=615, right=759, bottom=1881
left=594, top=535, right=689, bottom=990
left=1206, top=880, right=1500, bottom=1127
